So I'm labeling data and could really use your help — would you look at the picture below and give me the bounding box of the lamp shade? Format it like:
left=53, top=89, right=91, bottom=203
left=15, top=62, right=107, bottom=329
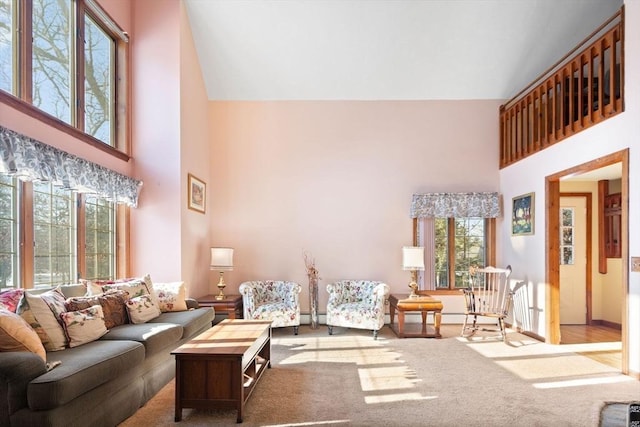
left=210, top=247, right=234, bottom=270
left=402, top=246, right=425, bottom=270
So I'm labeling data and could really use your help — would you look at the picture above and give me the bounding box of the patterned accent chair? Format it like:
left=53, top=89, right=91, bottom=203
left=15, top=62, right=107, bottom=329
left=326, top=280, right=390, bottom=339
left=239, top=281, right=302, bottom=335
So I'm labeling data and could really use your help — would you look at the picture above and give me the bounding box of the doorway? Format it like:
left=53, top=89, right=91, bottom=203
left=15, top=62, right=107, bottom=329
left=545, top=149, right=628, bottom=374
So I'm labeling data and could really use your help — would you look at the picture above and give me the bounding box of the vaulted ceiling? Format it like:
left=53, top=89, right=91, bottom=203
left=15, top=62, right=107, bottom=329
left=183, top=0, right=622, bottom=101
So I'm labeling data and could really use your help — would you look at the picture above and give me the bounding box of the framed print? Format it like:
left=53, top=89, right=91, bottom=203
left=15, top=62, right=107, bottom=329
left=512, top=192, right=534, bottom=235
left=187, top=173, right=206, bottom=213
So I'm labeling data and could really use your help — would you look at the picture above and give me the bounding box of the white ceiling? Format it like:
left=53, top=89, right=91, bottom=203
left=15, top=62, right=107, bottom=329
left=183, top=0, right=622, bottom=101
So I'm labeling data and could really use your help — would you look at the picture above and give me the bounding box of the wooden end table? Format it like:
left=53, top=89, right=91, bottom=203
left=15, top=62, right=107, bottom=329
left=172, top=319, right=272, bottom=423
left=389, top=292, right=443, bottom=338
left=196, top=294, right=243, bottom=320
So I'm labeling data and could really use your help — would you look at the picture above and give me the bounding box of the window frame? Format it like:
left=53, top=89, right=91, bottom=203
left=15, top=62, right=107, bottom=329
left=2, top=179, right=127, bottom=290
left=413, top=217, right=496, bottom=294
left=1, top=0, right=129, bottom=157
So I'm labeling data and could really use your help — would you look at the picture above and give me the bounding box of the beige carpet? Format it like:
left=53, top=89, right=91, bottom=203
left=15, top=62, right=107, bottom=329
left=120, top=325, right=640, bottom=427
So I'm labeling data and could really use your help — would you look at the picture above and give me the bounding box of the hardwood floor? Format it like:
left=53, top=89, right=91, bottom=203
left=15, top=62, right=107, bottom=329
left=560, top=324, right=621, bottom=370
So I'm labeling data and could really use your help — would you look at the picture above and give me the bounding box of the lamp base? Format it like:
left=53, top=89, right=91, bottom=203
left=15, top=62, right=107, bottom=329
left=408, top=281, right=418, bottom=298
left=215, top=272, right=226, bottom=300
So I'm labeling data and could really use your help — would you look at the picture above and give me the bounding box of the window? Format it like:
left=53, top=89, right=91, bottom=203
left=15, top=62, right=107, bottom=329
left=84, top=14, right=115, bottom=144
left=0, top=0, right=128, bottom=151
left=0, top=177, right=120, bottom=289
left=84, top=196, right=115, bottom=280
left=0, top=175, right=18, bottom=288
left=417, top=217, right=494, bottom=291
left=434, top=218, right=487, bottom=289
left=32, top=0, right=73, bottom=124
left=0, top=0, right=14, bottom=93
left=33, top=182, right=77, bottom=287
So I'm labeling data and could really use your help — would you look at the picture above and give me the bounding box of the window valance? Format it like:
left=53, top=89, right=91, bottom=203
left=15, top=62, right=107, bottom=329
left=410, top=192, right=501, bottom=218
left=0, top=125, right=142, bottom=207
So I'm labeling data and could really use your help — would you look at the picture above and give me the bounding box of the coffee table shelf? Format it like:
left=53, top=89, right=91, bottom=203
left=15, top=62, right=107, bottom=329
left=172, top=319, right=272, bottom=423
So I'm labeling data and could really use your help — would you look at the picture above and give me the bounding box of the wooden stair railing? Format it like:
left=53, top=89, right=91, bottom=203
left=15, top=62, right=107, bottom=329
left=500, top=8, right=624, bottom=169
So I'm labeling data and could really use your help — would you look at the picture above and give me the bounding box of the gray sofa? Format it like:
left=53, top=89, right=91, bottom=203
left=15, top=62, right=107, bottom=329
left=0, top=284, right=214, bottom=426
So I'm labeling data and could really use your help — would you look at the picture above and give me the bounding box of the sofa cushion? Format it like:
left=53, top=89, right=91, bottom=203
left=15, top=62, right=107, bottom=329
left=148, top=307, right=214, bottom=339
left=28, top=340, right=144, bottom=410
left=98, top=322, right=183, bottom=354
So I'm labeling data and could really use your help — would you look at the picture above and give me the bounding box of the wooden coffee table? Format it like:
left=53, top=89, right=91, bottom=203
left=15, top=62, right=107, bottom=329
left=389, top=293, right=443, bottom=338
left=172, top=319, right=271, bottom=423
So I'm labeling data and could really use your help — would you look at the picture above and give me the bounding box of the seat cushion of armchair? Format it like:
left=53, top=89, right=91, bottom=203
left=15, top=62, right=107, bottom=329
left=249, top=302, right=299, bottom=327
left=29, top=340, right=144, bottom=410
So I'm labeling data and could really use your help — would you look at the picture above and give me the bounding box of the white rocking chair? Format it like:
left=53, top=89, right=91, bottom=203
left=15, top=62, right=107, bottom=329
left=461, top=265, right=513, bottom=341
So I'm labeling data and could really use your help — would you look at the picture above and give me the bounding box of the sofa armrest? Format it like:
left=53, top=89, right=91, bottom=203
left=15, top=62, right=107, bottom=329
left=0, top=352, right=48, bottom=422
left=185, top=297, right=199, bottom=310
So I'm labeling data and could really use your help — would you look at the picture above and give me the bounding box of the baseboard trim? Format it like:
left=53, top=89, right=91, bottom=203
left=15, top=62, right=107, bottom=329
left=590, top=319, right=622, bottom=330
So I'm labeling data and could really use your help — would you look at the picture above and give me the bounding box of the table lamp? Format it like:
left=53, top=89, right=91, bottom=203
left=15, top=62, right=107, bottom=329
left=402, top=246, right=424, bottom=298
left=210, top=247, right=234, bottom=300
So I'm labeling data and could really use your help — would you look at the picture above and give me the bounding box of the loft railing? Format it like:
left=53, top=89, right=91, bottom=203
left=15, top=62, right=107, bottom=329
left=499, top=8, right=624, bottom=169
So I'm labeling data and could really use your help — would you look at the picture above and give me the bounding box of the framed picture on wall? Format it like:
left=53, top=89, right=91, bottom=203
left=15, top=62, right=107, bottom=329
left=187, top=173, right=206, bottom=213
left=512, top=192, right=534, bottom=235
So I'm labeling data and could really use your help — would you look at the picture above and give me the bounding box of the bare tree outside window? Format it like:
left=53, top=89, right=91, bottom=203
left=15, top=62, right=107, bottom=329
left=85, top=14, right=113, bottom=144
left=32, top=0, right=72, bottom=123
left=0, top=0, right=13, bottom=93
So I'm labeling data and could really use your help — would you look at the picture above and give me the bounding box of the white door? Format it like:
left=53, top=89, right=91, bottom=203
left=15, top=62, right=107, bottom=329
left=560, top=197, right=587, bottom=324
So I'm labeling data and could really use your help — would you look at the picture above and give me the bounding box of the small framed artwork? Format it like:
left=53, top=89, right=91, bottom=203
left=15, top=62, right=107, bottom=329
left=187, top=173, right=206, bottom=213
left=512, top=192, right=534, bottom=235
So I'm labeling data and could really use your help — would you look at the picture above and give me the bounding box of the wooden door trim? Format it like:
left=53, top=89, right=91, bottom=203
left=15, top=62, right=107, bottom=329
left=546, top=148, right=628, bottom=374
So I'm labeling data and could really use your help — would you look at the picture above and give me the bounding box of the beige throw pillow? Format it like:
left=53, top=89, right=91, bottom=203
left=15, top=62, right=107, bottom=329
left=19, top=289, right=68, bottom=351
left=0, top=308, right=47, bottom=361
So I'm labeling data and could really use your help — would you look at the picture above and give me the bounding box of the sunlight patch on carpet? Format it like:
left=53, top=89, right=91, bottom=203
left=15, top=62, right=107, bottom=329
left=358, top=366, right=419, bottom=391
left=274, top=335, right=402, bottom=366
left=364, top=392, right=438, bottom=404
left=495, top=353, right=618, bottom=380
left=533, top=373, right=635, bottom=389
left=264, top=419, right=352, bottom=426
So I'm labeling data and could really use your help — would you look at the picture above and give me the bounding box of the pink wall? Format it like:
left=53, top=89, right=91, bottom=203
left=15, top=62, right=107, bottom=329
left=209, top=100, right=502, bottom=311
left=179, top=3, right=213, bottom=298
left=130, top=0, right=182, bottom=281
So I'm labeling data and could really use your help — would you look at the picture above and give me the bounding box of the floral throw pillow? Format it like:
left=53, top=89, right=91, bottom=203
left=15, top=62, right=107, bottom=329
left=125, top=295, right=160, bottom=324
left=153, top=282, right=188, bottom=312
left=0, top=289, right=24, bottom=313
left=60, top=305, right=108, bottom=348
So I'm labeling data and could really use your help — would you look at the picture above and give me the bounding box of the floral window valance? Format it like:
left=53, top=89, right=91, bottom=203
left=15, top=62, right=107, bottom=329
left=410, top=192, right=501, bottom=218
left=0, top=126, right=142, bottom=207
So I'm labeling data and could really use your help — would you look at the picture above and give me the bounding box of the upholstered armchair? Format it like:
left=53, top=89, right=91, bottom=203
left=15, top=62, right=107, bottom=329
left=239, top=281, right=302, bottom=334
left=326, top=280, right=390, bottom=339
